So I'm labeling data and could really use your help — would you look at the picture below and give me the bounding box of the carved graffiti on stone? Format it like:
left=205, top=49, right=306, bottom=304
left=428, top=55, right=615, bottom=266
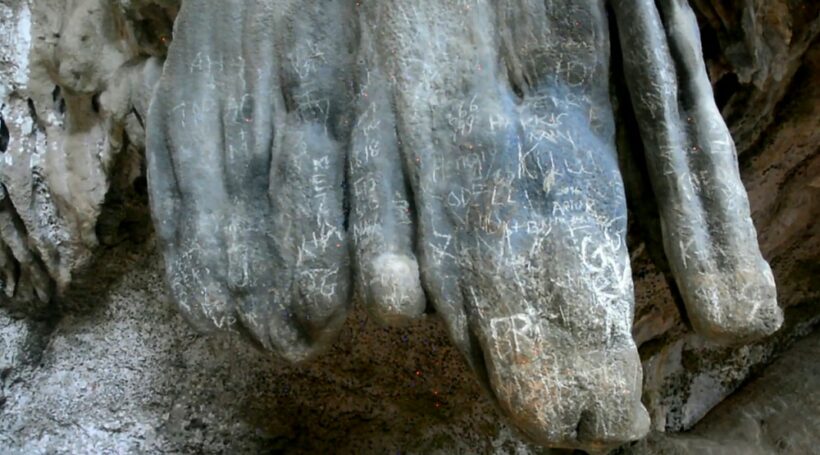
left=139, top=0, right=783, bottom=451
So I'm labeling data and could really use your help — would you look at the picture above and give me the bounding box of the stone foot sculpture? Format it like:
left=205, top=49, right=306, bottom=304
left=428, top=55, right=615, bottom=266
left=145, top=0, right=782, bottom=451
left=147, top=0, right=355, bottom=361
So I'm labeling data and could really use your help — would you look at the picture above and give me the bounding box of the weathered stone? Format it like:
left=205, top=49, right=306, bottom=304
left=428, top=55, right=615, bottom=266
left=147, top=0, right=355, bottom=361
left=144, top=0, right=788, bottom=450
left=0, top=0, right=817, bottom=453
left=352, top=2, right=648, bottom=450
left=614, top=0, right=782, bottom=343
left=626, top=328, right=820, bottom=454
left=0, top=0, right=170, bottom=316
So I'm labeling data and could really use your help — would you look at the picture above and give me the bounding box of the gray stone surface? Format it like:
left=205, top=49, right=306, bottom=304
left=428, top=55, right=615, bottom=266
left=147, top=0, right=355, bottom=362
left=625, top=329, right=820, bottom=455
left=0, top=0, right=818, bottom=453
left=352, top=2, right=647, bottom=450
left=145, top=0, right=788, bottom=450
left=615, top=0, right=781, bottom=343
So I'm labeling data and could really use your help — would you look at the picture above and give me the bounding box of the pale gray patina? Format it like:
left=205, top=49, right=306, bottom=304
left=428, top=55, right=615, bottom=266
left=143, top=0, right=782, bottom=451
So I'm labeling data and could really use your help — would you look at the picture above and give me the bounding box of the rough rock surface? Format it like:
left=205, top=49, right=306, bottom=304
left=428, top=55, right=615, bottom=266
left=0, top=0, right=817, bottom=453
left=0, top=0, right=170, bottom=317
left=625, top=329, right=820, bottom=455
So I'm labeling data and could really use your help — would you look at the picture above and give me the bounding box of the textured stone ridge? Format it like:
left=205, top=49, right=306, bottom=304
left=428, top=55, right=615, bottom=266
left=0, top=0, right=818, bottom=453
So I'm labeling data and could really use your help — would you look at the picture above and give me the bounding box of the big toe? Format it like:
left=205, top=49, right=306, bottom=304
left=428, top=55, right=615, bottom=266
left=481, top=329, right=649, bottom=451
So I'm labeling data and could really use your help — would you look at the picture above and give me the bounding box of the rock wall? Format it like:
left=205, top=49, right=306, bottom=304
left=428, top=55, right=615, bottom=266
left=0, top=0, right=817, bottom=453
